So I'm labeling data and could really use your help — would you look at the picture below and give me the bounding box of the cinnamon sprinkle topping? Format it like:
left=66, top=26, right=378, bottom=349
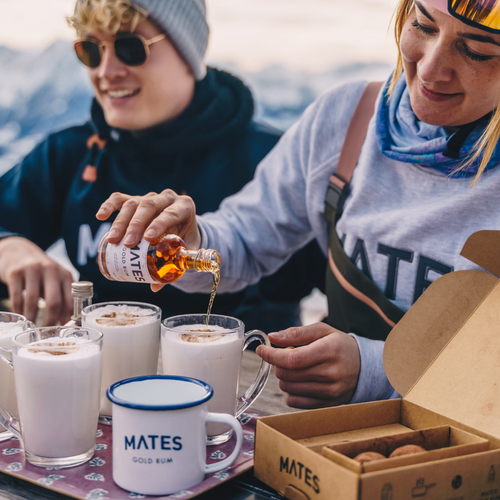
left=28, top=341, right=79, bottom=356
left=180, top=333, right=224, bottom=343
left=96, top=311, right=140, bottom=326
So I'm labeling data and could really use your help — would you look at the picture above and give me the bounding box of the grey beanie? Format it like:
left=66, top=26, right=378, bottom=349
left=132, top=0, right=209, bottom=80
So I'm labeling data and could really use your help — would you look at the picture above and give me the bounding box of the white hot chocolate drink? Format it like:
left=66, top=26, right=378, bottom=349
left=162, top=314, right=270, bottom=446
left=162, top=324, right=243, bottom=436
left=82, top=303, right=161, bottom=417
left=13, top=337, right=102, bottom=458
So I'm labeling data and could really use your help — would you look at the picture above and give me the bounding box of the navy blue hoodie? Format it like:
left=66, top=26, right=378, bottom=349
left=0, top=68, right=325, bottom=331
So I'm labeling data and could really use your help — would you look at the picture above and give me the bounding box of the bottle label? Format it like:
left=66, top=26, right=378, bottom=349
left=105, top=239, right=155, bottom=283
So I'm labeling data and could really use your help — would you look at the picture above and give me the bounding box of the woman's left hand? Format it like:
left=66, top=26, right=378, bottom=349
left=256, top=323, right=360, bottom=409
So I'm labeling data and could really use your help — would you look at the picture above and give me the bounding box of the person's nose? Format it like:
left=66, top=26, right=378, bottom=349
left=96, top=43, right=128, bottom=80
left=418, top=38, right=454, bottom=84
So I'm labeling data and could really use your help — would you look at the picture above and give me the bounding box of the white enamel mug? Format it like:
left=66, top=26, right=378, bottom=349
left=107, top=375, right=243, bottom=496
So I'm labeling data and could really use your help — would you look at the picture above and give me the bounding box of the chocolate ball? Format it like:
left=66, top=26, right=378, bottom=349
left=389, top=444, right=426, bottom=458
left=353, top=451, right=386, bottom=463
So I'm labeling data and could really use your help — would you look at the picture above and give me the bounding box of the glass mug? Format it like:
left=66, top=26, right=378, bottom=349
left=161, top=314, right=271, bottom=445
left=82, top=301, right=161, bottom=424
left=0, top=312, right=35, bottom=441
left=0, top=326, right=103, bottom=468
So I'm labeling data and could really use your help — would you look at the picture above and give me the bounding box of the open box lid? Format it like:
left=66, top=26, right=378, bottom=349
left=384, top=230, right=500, bottom=439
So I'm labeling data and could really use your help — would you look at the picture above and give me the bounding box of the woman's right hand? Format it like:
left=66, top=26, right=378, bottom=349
left=96, top=190, right=200, bottom=291
left=0, top=237, right=74, bottom=325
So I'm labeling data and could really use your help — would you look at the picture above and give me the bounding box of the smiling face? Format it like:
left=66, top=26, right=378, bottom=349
left=400, top=0, right=500, bottom=127
left=86, top=19, right=196, bottom=132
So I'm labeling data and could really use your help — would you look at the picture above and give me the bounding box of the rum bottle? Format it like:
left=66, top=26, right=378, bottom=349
left=97, top=233, right=220, bottom=285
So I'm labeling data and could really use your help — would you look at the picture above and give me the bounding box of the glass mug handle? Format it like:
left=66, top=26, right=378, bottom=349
left=0, top=347, right=22, bottom=441
left=236, top=330, right=271, bottom=418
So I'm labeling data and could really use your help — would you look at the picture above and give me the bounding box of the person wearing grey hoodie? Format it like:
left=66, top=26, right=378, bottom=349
left=97, top=0, right=500, bottom=408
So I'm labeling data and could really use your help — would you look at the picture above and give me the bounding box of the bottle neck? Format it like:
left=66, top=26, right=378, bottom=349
left=179, top=248, right=220, bottom=274
left=72, top=296, right=92, bottom=325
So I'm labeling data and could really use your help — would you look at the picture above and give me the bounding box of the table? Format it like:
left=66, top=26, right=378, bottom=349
left=0, top=350, right=297, bottom=500
left=0, top=470, right=284, bottom=500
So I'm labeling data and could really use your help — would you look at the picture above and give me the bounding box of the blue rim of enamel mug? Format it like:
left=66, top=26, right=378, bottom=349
left=106, top=375, right=214, bottom=411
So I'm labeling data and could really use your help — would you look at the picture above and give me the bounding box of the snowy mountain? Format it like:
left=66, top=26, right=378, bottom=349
left=0, top=41, right=93, bottom=175
left=0, top=40, right=392, bottom=175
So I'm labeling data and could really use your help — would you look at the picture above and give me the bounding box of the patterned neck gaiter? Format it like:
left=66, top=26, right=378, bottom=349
left=376, top=74, right=499, bottom=177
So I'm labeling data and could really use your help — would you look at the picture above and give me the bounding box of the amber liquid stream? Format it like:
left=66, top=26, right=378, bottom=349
left=205, top=270, right=220, bottom=328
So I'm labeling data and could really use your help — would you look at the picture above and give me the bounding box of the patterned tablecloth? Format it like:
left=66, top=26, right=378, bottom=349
left=0, top=413, right=259, bottom=499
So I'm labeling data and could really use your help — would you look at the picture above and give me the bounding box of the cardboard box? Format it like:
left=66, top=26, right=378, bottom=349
left=254, top=230, right=500, bottom=500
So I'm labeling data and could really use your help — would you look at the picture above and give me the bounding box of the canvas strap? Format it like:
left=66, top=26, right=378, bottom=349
left=323, top=81, right=405, bottom=340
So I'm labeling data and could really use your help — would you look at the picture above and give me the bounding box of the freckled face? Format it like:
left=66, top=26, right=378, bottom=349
left=87, top=19, right=195, bottom=131
left=400, top=0, right=500, bottom=126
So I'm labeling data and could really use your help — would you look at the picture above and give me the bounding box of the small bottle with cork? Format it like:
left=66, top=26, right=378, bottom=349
left=66, top=281, right=93, bottom=326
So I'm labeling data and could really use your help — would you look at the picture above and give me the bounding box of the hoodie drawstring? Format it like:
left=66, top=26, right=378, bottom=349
left=82, top=134, right=107, bottom=183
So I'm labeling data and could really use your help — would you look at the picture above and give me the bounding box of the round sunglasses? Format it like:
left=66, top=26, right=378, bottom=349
left=74, top=33, right=166, bottom=68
